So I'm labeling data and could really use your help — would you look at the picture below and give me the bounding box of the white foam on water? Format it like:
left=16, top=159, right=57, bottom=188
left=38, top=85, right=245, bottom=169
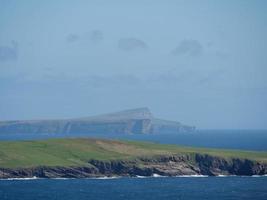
left=152, top=173, right=166, bottom=177
left=176, top=175, right=208, bottom=178
left=217, top=175, right=237, bottom=177
left=1, top=174, right=266, bottom=180
left=238, top=175, right=267, bottom=178
left=2, top=176, right=39, bottom=181
left=52, top=177, right=74, bottom=180
left=136, top=175, right=146, bottom=178
left=252, top=175, right=261, bottom=177
left=95, top=176, right=120, bottom=179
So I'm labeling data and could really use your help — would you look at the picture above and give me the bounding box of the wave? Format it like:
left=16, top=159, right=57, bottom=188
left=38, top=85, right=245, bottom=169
left=251, top=175, right=267, bottom=177
left=52, top=177, right=75, bottom=180
left=217, top=174, right=237, bottom=177
left=152, top=173, right=166, bottom=177
left=1, top=174, right=267, bottom=180
left=135, top=175, right=146, bottom=178
left=1, top=176, right=39, bottom=181
left=217, top=174, right=267, bottom=178
left=93, top=176, right=120, bottom=180
left=176, top=175, right=208, bottom=178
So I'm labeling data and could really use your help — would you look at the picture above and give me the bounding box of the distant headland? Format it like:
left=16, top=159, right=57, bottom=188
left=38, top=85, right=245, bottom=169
left=0, top=107, right=195, bottom=135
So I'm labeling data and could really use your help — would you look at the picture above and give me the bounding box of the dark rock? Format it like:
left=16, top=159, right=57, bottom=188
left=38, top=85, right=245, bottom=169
left=1, top=154, right=265, bottom=179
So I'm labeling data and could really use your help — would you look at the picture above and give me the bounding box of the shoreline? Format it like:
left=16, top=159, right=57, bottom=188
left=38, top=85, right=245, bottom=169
left=1, top=174, right=267, bottom=181
left=0, top=138, right=267, bottom=179
left=1, top=154, right=267, bottom=179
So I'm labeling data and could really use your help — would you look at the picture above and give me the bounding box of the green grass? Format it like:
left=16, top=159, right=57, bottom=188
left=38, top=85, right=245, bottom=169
left=0, top=138, right=266, bottom=168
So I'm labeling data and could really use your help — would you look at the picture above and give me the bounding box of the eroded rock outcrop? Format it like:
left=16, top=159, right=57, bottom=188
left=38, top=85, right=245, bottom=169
left=1, top=154, right=266, bottom=179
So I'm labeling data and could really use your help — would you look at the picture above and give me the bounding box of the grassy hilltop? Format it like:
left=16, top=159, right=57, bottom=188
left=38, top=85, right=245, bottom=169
left=0, top=138, right=267, bottom=168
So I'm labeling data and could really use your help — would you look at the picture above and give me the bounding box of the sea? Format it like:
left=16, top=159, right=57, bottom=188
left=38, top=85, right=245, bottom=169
left=0, top=129, right=267, bottom=200
left=0, top=129, right=266, bottom=151
left=0, top=177, right=267, bottom=200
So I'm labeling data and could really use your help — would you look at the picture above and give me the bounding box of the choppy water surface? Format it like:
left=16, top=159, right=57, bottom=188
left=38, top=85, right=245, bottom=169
left=0, top=130, right=267, bottom=200
left=0, top=130, right=267, bottom=151
left=0, top=177, right=267, bottom=200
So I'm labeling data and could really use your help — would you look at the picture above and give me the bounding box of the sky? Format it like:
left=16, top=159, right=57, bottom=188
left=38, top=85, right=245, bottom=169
left=0, top=0, right=267, bottom=129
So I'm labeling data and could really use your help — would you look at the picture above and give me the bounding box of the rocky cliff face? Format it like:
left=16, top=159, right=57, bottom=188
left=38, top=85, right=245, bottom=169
left=0, top=154, right=266, bottom=179
left=0, top=108, right=195, bottom=135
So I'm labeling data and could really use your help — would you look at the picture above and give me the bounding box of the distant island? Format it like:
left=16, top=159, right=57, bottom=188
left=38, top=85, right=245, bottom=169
left=0, top=108, right=195, bottom=135
left=0, top=138, right=266, bottom=179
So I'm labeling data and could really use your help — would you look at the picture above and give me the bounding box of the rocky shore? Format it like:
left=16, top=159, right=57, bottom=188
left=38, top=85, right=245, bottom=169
left=1, top=154, right=266, bottom=179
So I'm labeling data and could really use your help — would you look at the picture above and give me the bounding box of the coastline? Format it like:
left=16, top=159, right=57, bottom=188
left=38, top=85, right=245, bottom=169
left=1, top=174, right=267, bottom=181
left=1, top=154, right=266, bottom=179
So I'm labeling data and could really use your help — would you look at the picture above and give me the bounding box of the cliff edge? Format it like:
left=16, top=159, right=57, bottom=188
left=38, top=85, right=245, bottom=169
left=0, top=108, right=195, bottom=135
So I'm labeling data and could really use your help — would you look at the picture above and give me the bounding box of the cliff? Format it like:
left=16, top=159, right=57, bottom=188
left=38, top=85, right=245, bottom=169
left=0, top=154, right=266, bottom=179
left=0, top=108, right=195, bottom=135
left=0, top=138, right=266, bottom=178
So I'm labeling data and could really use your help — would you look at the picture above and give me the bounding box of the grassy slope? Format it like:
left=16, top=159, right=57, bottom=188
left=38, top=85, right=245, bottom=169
left=0, top=138, right=266, bottom=168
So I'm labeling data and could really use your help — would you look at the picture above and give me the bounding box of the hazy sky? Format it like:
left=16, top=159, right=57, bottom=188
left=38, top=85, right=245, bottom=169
left=0, top=0, right=267, bottom=129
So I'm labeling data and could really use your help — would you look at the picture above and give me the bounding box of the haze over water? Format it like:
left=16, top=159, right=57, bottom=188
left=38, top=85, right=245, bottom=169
left=1, top=1, right=267, bottom=200
left=0, top=130, right=266, bottom=151
left=1, top=0, right=267, bottom=129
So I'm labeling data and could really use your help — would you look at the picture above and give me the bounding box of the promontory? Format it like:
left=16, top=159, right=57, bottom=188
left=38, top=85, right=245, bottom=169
left=0, top=138, right=266, bottom=179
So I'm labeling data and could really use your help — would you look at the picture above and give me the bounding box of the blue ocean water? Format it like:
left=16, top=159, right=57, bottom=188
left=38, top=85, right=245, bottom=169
left=0, top=130, right=267, bottom=151
left=0, top=131, right=267, bottom=200
left=0, top=177, right=267, bottom=200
